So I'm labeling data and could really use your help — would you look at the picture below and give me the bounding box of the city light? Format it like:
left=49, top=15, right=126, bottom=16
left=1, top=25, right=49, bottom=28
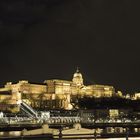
left=0, top=69, right=140, bottom=139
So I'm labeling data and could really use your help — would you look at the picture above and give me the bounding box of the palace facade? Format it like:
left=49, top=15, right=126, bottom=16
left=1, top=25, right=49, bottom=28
left=0, top=69, right=117, bottom=110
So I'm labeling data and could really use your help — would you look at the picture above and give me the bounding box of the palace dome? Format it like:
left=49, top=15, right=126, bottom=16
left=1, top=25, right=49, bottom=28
left=72, top=68, right=84, bottom=86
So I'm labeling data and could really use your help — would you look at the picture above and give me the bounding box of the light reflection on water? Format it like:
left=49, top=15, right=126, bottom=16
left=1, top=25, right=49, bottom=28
left=64, top=138, right=140, bottom=140
left=97, top=137, right=140, bottom=140
left=0, top=131, right=21, bottom=137
left=1, top=132, right=140, bottom=140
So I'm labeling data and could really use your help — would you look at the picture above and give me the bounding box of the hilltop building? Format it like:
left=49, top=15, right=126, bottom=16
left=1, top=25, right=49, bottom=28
left=134, top=93, right=140, bottom=100
left=0, top=68, right=117, bottom=111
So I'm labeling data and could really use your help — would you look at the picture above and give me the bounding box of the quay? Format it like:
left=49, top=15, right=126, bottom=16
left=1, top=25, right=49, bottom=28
left=0, top=123, right=140, bottom=140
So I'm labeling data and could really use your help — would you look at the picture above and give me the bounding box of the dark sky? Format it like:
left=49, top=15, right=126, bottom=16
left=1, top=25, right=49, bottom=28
left=0, top=0, right=140, bottom=93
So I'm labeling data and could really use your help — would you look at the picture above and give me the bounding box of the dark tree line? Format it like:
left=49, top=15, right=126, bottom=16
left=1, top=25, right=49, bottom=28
left=77, top=96, right=140, bottom=110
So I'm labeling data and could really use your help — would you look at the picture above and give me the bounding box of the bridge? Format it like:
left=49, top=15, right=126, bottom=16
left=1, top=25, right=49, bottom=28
left=1, top=104, right=140, bottom=136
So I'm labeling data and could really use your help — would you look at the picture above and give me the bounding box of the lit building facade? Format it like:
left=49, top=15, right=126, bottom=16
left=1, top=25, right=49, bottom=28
left=134, top=93, right=140, bottom=100
left=0, top=69, right=116, bottom=110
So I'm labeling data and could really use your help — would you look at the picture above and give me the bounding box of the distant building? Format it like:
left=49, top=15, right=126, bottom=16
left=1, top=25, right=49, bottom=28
left=0, top=68, right=117, bottom=111
left=134, top=93, right=140, bottom=99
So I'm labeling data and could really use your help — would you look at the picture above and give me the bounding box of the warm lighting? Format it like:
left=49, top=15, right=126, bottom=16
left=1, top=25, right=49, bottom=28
left=0, top=68, right=137, bottom=111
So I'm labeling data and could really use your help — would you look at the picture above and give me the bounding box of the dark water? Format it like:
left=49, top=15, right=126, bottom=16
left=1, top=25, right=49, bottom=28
left=1, top=136, right=140, bottom=140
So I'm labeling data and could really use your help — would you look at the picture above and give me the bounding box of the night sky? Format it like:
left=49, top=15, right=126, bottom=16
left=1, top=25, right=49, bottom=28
left=0, top=0, right=140, bottom=94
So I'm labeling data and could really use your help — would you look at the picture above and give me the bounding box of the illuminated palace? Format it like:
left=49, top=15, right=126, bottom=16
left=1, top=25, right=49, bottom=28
left=0, top=69, right=121, bottom=111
